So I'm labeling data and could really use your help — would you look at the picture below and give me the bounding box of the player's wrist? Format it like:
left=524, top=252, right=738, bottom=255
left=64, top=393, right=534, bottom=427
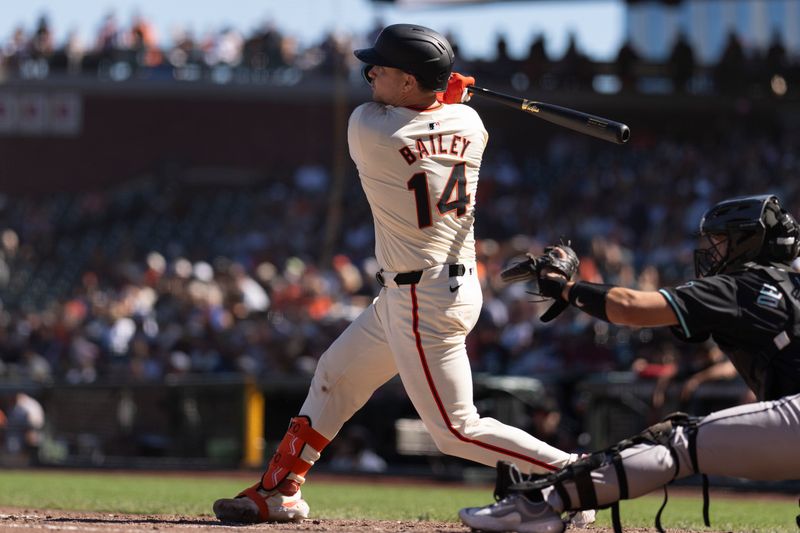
left=567, top=281, right=612, bottom=321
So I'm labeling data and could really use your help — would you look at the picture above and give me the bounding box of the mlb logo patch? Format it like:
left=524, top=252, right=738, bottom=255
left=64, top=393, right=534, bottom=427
left=428, top=121, right=440, bottom=131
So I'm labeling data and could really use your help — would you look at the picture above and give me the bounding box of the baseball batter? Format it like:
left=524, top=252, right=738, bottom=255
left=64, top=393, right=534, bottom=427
left=461, top=194, right=800, bottom=533
left=213, top=24, right=592, bottom=525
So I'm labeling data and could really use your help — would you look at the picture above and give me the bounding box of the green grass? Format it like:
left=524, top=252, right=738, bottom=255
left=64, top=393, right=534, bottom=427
left=0, top=471, right=796, bottom=531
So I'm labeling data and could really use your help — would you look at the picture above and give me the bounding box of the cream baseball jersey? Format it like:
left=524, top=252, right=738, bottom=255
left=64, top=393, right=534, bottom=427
left=348, top=101, right=488, bottom=272
left=213, top=26, right=585, bottom=526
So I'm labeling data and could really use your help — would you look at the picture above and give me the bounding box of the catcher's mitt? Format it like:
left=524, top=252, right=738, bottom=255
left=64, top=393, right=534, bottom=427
left=501, top=244, right=579, bottom=287
left=501, top=243, right=580, bottom=322
left=500, top=253, right=542, bottom=284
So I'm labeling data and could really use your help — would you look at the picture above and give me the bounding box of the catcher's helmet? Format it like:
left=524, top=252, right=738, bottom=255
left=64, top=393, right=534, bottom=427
left=694, top=194, right=800, bottom=277
left=354, top=24, right=454, bottom=92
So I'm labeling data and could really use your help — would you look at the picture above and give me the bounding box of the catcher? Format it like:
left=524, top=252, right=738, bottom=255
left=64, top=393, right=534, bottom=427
left=460, top=194, right=800, bottom=533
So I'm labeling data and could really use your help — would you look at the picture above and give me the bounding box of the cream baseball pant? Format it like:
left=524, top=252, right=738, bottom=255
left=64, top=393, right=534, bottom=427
left=298, top=262, right=573, bottom=474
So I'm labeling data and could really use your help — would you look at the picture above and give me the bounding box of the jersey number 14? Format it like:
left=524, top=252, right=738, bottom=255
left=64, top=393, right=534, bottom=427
left=407, top=163, right=470, bottom=229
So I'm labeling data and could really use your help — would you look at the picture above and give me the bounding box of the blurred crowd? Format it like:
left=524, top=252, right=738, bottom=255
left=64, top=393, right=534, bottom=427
left=1, top=124, right=798, bottom=400
left=2, top=13, right=799, bottom=96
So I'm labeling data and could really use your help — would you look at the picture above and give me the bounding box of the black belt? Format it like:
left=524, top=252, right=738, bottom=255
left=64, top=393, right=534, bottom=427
left=378, top=264, right=466, bottom=286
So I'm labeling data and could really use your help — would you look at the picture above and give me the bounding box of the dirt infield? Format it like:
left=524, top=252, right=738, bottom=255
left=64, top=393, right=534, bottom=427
left=0, top=509, right=610, bottom=533
left=0, top=508, right=748, bottom=533
left=0, top=509, right=480, bottom=533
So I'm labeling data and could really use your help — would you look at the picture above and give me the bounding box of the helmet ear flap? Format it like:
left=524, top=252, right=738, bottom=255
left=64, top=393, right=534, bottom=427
left=762, top=204, right=800, bottom=262
left=776, top=210, right=800, bottom=260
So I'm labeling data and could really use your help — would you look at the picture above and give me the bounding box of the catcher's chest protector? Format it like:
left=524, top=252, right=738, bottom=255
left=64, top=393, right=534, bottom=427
left=747, top=265, right=800, bottom=399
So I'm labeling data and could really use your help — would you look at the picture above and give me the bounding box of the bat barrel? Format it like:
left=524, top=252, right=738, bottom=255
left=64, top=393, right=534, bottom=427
left=467, top=85, right=630, bottom=145
left=530, top=100, right=630, bottom=144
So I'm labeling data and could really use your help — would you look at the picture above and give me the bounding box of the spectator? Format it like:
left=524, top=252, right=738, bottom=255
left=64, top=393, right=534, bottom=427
left=130, top=14, right=161, bottom=67
left=64, top=30, right=86, bottom=74
left=556, top=32, right=591, bottom=91
left=631, top=340, right=680, bottom=423
left=521, top=33, right=549, bottom=89
left=668, top=31, right=695, bottom=93
left=715, top=30, right=745, bottom=95
left=678, top=341, right=746, bottom=411
left=615, top=38, right=639, bottom=92
left=764, top=29, right=787, bottom=83
left=528, top=397, right=577, bottom=453
left=95, top=12, right=120, bottom=61
left=327, top=425, right=388, bottom=474
left=29, top=15, right=54, bottom=61
left=2, top=26, right=28, bottom=72
left=492, top=34, right=516, bottom=83
left=1, top=392, right=45, bottom=465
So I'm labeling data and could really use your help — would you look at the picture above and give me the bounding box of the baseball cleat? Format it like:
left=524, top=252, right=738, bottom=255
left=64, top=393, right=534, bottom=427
left=213, top=487, right=309, bottom=523
left=459, top=493, right=565, bottom=533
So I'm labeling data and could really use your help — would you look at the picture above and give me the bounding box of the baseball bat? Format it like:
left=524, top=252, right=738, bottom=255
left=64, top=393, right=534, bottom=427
left=467, top=85, right=630, bottom=145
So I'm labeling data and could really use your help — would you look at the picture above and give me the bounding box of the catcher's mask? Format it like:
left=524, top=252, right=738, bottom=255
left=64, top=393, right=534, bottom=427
left=354, top=24, right=454, bottom=92
left=694, top=194, right=800, bottom=277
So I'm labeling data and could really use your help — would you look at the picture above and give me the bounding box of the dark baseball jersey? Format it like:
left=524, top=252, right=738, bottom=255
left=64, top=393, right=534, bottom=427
left=659, top=266, right=800, bottom=401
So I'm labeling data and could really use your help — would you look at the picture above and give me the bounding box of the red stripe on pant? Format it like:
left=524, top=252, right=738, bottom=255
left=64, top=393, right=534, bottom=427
left=409, top=284, right=557, bottom=472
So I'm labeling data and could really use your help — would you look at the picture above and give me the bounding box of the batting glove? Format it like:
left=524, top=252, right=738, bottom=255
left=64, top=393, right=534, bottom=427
left=436, top=72, right=475, bottom=104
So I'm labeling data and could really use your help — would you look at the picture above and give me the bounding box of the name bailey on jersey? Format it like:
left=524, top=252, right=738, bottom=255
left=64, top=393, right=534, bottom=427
left=398, top=133, right=473, bottom=165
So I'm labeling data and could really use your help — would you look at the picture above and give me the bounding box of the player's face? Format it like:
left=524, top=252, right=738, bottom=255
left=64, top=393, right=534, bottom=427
left=694, top=233, right=728, bottom=277
left=705, top=234, right=728, bottom=258
left=367, top=65, right=413, bottom=105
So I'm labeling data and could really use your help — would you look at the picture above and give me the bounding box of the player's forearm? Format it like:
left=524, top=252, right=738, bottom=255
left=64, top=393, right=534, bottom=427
left=561, top=282, right=679, bottom=327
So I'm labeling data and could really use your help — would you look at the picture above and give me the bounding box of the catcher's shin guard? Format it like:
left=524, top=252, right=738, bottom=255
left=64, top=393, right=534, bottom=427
left=508, top=412, right=703, bottom=533
left=260, top=416, right=330, bottom=495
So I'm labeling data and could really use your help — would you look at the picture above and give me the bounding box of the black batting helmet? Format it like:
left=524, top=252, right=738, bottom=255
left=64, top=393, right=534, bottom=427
left=694, top=194, right=800, bottom=277
left=354, top=24, right=454, bottom=92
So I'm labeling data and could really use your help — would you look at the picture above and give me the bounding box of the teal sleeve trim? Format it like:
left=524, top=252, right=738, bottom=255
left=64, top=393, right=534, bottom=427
left=658, top=288, right=690, bottom=338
